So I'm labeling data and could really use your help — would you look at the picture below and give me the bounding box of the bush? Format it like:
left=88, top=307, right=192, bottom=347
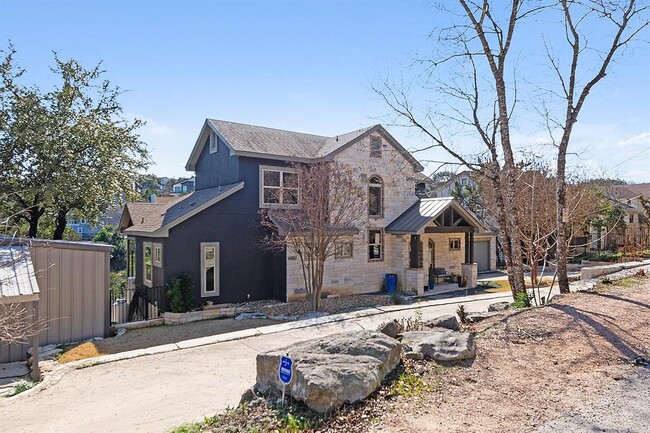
left=512, top=291, right=531, bottom=309
left=7, top=379, right=36, bottom=397
left=166, top=274, right=194, bottom=313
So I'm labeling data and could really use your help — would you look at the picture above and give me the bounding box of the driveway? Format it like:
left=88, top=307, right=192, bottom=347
left=0, top=291, right=512, bottom=433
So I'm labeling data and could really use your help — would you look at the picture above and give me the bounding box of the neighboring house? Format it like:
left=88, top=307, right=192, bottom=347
left=119, top=119, right=497, bottom=307
left=590, top=183, right=650, bottom=250
left=67, top=206, right=124, bottom=240
left=172, top=177, right=196, bottom=194
left=431, top=170, right=499, bottom=271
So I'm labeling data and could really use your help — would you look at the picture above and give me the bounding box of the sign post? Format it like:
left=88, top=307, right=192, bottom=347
left=278, top=354, right=293, bottom=404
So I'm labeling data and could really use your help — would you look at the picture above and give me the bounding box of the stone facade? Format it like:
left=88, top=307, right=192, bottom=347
left=286, top=132, right=419, bottom=300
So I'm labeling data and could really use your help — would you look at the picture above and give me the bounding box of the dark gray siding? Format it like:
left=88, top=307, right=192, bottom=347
left=133, top=237, right=165, bottom=288
left=194, top=135, right=239, bottom=190
left=164, top=156, right=290, bottom=304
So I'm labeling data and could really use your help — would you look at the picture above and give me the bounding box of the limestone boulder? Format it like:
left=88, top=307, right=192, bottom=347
left=401, top=330, right=476, bottom=362
left=424, top=315, right=460, bottom=331
left=379, top=319, right=404, bottom=338
left=488, top=302, right=511, bottom=312
left=465, top=311, right=501, bottom=323
left=255, top=330, right=401, bottom=412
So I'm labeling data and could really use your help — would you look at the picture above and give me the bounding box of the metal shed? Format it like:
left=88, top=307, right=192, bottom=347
left=0, top=238, right=111, bottom=367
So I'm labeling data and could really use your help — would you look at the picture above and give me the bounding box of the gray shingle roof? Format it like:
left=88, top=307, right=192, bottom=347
left=122, top=182, right=244, bottom=234
left=0, top=246, right=40, bottom=302
left=386, top=197, right=484, bottom=234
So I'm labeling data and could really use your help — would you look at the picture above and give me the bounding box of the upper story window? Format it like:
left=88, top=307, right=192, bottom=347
left=368, top=175, right=383, bottom=217
left=209, top=132, right=218, bottom=154
left=260, top=166, right=299, bottom=208
left=370, top=135, right=382, bottom=158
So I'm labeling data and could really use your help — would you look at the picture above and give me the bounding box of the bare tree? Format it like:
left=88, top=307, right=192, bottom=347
left=0, top=303, right=44, bottom=345
left=260, top=162, right=366, bottom=311
left=377, top=0, right=647, bottom=297
left=542, top=0, right=649, bottom=292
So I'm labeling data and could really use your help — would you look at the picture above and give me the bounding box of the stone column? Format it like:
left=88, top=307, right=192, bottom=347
left=461, top=263, right=478, bottom=289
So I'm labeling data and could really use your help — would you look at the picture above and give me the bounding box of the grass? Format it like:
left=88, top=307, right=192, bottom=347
left=6, top=379, right=36, bottom=397
left=391, top=371, right=431, bottom=397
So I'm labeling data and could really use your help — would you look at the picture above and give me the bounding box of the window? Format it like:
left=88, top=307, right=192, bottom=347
left=143, top=242, right=153, bottom=287
left=209, top=132, right=218, bottom=154
left=153, top=243, right=162, bottom=267
left=334, top=242, right=353, bottom=259
left=201, top=242, right=220, bottom=297
left=260, top=166, right=299, bottom=207
left=409, top=235, right=423, bottom=268
left=449, top=238, right=461, bottom=251
left=460, top=178, right=468, bottom=186
left=127, top=239, right=136, bottom=278
left=368, top=176, right=383, bottom=217
left=370, top=135, right=382, bottom=158
left=368, top=229, right=383, bottom=261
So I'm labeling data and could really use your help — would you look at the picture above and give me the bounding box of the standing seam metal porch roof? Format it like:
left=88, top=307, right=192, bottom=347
left=385, top=197, right=485, bottom=234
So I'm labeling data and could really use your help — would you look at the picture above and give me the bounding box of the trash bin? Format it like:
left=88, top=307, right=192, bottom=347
left=385, top=273, right=397, bottom=293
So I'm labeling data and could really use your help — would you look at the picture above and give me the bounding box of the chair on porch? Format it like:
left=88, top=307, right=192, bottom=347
left=431, top=267, right=451, bottom=284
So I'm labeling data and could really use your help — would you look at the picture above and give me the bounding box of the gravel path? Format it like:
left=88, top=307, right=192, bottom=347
left=535, top=369, right=650, bottom=433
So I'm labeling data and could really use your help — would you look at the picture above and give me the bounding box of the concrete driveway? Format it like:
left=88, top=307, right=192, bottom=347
left=0, top=292, right=512, bottom=433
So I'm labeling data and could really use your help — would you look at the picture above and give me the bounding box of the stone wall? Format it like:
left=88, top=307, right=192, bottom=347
left=286, top=132, right=419, bottom=300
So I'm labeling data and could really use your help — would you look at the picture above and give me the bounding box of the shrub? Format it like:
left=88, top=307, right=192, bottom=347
left=7, top=379, right=36, bottom=397
left=512, top=291, right=531, bottom=309
left=166, top=274, right=194, bottom=313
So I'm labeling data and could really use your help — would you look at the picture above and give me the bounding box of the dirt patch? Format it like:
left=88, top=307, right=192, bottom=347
left=379, top=276, right=650, bottom=433
left=58, top=317, right=282, bottom=363
left=59, top=293, right=400, bottom=364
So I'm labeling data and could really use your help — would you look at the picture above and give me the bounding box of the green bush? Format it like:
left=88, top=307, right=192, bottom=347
left=7, top=379, right=36, bottom=397
left=512, top=291, right=531, bottom=309
left=166, top=274, right=194, bottom=313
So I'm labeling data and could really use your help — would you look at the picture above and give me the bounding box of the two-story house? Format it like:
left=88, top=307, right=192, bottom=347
left=119, top=119, right=494, bottom=306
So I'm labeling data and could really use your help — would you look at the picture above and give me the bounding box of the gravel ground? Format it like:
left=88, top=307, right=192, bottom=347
left=535, top=369, right=650, bottom=433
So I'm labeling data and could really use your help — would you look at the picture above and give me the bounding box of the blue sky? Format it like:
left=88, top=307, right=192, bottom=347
left=1, top=0, right=648, bottom=182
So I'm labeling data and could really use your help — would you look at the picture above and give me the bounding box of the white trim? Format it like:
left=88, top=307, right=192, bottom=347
left=258, top=165, right=299, bottom=209
left=200, top=242, right=220, bottom=297
left=209, top=132, right=218, bottom=154
left=153, top=242, right=162, bottom=267
left=143, top=242, right=153, bottom=287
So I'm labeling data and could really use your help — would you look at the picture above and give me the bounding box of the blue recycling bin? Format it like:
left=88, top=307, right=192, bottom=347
left=385, top=273, right=397, bottom=293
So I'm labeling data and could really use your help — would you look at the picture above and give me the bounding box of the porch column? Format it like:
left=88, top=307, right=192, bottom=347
left=469, top=231, right=475, bottom=263
left=464, top=232, right=470, bottom=264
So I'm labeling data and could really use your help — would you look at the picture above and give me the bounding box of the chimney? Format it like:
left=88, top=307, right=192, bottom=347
left=150, top=193, right=156, bottom=203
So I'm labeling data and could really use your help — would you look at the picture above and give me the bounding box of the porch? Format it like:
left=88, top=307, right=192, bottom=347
left=386, top=197, right=489, bottom=296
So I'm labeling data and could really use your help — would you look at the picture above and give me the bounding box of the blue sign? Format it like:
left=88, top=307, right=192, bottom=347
left=278, top=355, right=293, bottom=385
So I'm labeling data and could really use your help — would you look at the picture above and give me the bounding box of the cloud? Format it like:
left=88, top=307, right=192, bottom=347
left=616, top=132, right=650, bottom=147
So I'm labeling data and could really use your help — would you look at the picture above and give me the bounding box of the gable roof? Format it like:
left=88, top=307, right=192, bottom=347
left=120, top=182, right=244, bottom=237
left=185, top=120, right=424, bottom=172
left=0, top=246, right=40, bottom=303
left=607, top=183, right=650, bottom=201
left=385, top=197, right=486, bottom=235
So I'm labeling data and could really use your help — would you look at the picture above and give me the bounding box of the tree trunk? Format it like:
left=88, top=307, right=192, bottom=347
left=52, top=209, right=68, bottom=240
left=27, top=207, right=44, bottom=238
left=556, top=123, right=574, bottom=294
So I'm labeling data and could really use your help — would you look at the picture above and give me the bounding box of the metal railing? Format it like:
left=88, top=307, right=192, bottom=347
left=111, top=285, right=165, bottom=324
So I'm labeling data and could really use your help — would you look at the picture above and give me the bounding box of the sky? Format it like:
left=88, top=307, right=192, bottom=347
left=1, top=0, right=649, bottom=182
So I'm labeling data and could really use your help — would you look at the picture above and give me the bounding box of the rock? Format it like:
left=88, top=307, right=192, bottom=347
left=465, top=311, right=501, bottom=323
left=239, top=388, right=257, bottom=405
left=379, top=320, right=404, bottom=338
left=415, top=366, right=426, bottom=375
left=488, top=302, right=510, bottom=312
left=255, top=330, right=401, bottom=412
left=0, top=362, right=29, bottom=379
left=401, top=330, right=476, bottom=362
left=403, top=351, right=424, bottom=360
left=425, top=315, right=460, bottom=331
left=235, top=312, right=268, bottom=321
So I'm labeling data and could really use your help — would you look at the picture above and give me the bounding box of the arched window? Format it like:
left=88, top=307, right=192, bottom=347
left=368, top=175, right=383, bottom=216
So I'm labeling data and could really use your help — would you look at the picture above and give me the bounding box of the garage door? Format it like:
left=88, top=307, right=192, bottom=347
left=475, top=240, right=490, bottom=272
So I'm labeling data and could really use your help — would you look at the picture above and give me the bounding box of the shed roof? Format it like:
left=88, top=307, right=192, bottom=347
left=121, top=182, right=244, bottom=236
left=385, top=197, right=486, bottom=234
left=0, top=246, right=40, bottom=303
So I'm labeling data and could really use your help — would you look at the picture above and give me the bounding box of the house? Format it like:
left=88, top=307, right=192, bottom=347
left=119, top=119, right=497, bottom=307
left=590, top=183, right=650, bottom=250
left=172, top=177, right=196, bottom=194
